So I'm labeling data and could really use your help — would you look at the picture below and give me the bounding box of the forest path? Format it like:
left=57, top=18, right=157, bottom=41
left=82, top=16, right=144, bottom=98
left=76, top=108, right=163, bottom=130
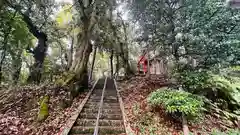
left=60, top=77, right=126, bottom=135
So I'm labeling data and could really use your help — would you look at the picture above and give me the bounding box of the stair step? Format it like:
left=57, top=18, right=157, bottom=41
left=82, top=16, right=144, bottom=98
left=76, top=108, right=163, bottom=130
left=89, top=98, right=118, bottom=101
left=79, top=112, right=122, bottom=119
left=98, top=119, right=124, bottom=126
left=69, top=79, right=126, bottom=135
left=85, top=102, right=120, bottom=106
left=71, top=126, right=125, bottom=134
left=99, top=126, right=125, bottom=134
left=85, top=102, right=119, bottom=105
left=75, top=119, right=96, bottom=126
left=88, top=99, right=118, bottom=103
left=99, top=114, right=123, bottom=120
left=84, top=104, right=120, bottom=108
left=69, top=133, right=93, bottom=135
left=75, top=119, right=124, bottom=127
left=82, top=108, right=121, bottom=114
left=79, top=113, right=98, bottom=119
left=70, top=126, right=94, bottom=134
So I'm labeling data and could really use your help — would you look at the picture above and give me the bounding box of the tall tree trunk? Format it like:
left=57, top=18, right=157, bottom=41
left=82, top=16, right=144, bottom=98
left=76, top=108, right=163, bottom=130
left=89, top=45, right=97, bottom=81
left=114, top=54, right=119, bottom=77
left=12, top=59, right=22, bottom=84
left=119, top=43, right=133, bottom=76
left=0, top=1, right=3, bottom=10
left=118, top=15, right=134, bottom=76
left=0, top=39, right=8, bottom=83
left=67, top=36, right=74, bottom=70
left=69, top=17, right=93, bottom=85
left=69, top=32, right=92, bottom=94
left=0, top=66, right=2, bottom=83
left=147, top=44, right=150, bottom=77
left=0, top=49, right=6, bottom=83
left=110, top=49, right=114, bottom=78
left=65, top=0, right=97, bottom=97
left=11, top=48, right=23, bottom=84
left=109, top=5, right=133, bottom=76
left=27, top=33, right=47, bottom=83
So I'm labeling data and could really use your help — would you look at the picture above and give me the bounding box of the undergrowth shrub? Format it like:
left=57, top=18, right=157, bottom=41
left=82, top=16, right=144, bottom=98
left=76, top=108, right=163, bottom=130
left=211, top=129, right=240, bottom=135
left=148, top=88, right=204, bottom=120
left=179, top=70, right=240, bottom=112
left=179, top=129, right=240, bottom=135
left=178, top=70, right=210, bottom=93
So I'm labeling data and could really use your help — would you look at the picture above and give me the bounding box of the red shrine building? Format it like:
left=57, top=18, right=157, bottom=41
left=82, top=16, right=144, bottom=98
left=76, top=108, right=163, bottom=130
left=137, top=52, right=167, bottom=75
left=137, top=53, right=148, bottom=74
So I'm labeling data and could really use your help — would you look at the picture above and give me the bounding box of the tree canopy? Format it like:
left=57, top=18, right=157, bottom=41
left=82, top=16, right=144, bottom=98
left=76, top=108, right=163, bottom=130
left=0, top=0, right=240, bottom=134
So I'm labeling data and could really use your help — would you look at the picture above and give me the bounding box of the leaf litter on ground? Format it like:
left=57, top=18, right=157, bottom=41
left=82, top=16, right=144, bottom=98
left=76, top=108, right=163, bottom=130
left=0, top=84, right=87, bottom=135
left=118, top=75, right=239, bottom=135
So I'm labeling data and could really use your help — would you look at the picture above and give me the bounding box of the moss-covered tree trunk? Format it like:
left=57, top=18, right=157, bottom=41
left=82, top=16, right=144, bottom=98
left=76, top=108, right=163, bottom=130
left=11, top=50, right=22, bottom=84
left=119, top=43, right=134, bottom=76
left=60, top=0, right=99, bottom=98
left=89, top=45, right=97, bottom=81
left=67, top=8, right=96, bottom=96
left=69, top=33, right=92, bottom=91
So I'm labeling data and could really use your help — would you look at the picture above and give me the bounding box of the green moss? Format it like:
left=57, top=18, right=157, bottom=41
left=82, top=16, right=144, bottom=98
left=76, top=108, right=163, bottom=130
left=55, top=72, right=75, bottom=86
left=37, top=96, right=49, bottom=122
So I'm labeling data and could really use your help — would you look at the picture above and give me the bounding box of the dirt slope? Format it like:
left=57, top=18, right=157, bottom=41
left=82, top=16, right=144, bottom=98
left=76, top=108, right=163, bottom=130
left=0, top=84, right=87, bottom=135
left=118, top=76, right=238, bottom=135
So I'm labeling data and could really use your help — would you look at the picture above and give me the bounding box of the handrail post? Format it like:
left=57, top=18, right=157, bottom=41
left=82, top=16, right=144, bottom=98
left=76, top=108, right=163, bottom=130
left=93, top=77, right=107, bottom=135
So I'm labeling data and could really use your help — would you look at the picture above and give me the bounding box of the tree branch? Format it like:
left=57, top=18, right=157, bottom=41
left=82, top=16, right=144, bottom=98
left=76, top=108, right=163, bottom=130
left=21, top=12, right=41, bottom=37
left=216, top=24, right=237, bottom=34
left=5, top=0, right=42, bottom=38
left=78, top=0, right=87, bottom=20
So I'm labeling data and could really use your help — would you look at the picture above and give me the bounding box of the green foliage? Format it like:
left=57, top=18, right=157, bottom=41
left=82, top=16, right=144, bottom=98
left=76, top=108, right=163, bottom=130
left=211, top=129, right=240, bottom=135
left=209, top=75, right=240, bottom=109
left=130, top=0, right=240, bottom=67
left=55, top=5, right=73, bottom=28
left=231, top=66, right=240, bottom=71
left=180, top=70, right=240, bottom=111
left=227, top=66, right=240, bottom=77
left=0, top=8, right=35, bottom=83
left=148, top=88, right=204, bottom=120
left=179, top=70, right=210, bottom=92
left=179, top=129, right=240, bottom=135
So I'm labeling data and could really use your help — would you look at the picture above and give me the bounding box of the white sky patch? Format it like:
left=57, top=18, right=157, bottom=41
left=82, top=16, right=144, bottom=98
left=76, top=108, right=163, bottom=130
left=117, top=4, right=129, bottom=21
left=55, top=0, right=73, bottom=4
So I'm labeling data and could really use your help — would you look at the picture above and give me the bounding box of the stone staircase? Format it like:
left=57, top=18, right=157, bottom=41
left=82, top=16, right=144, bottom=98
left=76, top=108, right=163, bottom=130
left=69, top=78, right=125, bottom=135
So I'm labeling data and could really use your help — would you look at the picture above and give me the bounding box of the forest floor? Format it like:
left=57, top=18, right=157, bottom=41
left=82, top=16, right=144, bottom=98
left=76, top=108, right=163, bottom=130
left=118, top=75, right=239, bottom=135
left=0, top=84, right=87, bottom=135
left=0, top=76, right=238, bottom=135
